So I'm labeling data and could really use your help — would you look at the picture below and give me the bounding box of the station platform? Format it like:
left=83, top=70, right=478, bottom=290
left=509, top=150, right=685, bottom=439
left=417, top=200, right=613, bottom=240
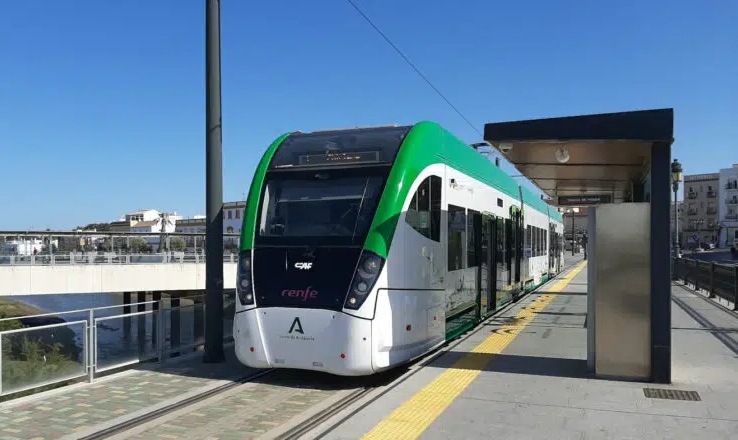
left=319, top=260, right=738, bottom=440
left=0, top=256, right=737, bottom=439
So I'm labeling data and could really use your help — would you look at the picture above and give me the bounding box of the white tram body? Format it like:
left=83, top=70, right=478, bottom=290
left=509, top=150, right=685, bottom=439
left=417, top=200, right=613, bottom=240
left=233, top=123, right=565, bottom=376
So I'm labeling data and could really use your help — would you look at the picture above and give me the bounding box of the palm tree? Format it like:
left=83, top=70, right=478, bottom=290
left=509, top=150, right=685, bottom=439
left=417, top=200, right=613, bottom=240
left=157, top=213, right=175, bottom=253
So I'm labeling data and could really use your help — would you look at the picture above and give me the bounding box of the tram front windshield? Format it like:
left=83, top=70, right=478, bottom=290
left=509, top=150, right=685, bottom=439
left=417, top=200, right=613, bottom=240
left=256, top=173, right=384, bottom=246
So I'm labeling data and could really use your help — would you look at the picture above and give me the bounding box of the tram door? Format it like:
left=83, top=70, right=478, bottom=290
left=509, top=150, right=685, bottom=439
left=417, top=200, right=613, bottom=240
left=480, top=214, right=497, bottom=315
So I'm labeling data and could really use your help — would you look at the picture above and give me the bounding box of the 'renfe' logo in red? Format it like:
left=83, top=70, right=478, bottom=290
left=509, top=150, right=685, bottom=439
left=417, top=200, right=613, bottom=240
left=281, top=287, right=318, bottom=301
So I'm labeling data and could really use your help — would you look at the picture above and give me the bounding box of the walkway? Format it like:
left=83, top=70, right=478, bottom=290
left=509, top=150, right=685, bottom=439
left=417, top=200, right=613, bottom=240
left=321, top=261, right=738, bottom=439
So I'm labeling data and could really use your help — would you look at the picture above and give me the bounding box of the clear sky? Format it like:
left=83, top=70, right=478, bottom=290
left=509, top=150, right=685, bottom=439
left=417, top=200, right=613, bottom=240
left=1, top=0, right=736, bottom=230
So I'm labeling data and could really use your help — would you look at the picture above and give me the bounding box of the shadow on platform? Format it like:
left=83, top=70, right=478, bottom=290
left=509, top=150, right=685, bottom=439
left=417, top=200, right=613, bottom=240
left=431, top=351, right=591, bottom=379
left=672, top=293, right=738, bottom=356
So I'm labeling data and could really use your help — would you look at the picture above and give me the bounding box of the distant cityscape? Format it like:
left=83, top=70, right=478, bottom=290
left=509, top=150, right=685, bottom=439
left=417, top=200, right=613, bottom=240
left=0, top=201, right=247, bottom=255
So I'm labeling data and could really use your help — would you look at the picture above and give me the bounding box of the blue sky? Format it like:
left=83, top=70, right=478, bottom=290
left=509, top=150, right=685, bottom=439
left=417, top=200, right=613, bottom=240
left=1, top=0, right=736, bottom=230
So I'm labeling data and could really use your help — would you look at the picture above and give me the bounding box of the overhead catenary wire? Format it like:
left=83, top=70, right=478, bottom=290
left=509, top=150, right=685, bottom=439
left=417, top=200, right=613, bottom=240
left=344, top=0, right=482, bottom=138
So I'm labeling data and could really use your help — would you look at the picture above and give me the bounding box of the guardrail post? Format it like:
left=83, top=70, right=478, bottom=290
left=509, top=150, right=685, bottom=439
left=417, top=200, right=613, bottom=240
left=693, top=259, right=699, bottom=291
left=157, top=298, right=167, bottom=363
left=709, top=262, right=715, bottom=298
left=0, top=336, right=3, bottom=395
left=88, top=309, right=95, bottom=383
left=733, top=266, right=738, bottom=311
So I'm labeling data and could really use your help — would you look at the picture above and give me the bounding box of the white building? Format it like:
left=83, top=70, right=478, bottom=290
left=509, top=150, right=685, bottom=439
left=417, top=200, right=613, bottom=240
left=223, top=201, right=245, bottom=247
left=718, top=164, right=738, bottom=247
left=125, top=209, right=161, bottom=223
left=175, top=216, right=206, bottom=234
left=174, top=202, right=244, bottom=250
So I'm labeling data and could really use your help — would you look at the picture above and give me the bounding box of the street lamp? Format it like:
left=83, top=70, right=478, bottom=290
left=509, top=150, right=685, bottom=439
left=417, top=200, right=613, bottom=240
left=671, top=158, right=682, bottom=280
left=204, top=0, right=225, bottom=363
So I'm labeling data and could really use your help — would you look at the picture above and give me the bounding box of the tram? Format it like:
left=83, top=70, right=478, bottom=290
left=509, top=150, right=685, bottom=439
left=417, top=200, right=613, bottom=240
left=233, top=121, right=565, bottom=376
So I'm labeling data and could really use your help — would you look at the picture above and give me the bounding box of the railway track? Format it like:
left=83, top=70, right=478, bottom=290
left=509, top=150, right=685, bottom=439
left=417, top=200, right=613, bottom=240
left=82, top=258, right=584, bottom=439
left=79, top=368, right=276, bottom=440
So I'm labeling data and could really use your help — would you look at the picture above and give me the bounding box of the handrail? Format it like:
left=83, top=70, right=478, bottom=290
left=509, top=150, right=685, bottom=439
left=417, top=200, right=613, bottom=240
left=673, top=257, right=738, bottom=310
left=0, top=252, right=238, bottom=266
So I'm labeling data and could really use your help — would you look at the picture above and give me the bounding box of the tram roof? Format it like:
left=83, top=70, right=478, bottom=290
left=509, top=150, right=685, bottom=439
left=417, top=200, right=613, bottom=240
left=482, top=109, right=674, bottom=205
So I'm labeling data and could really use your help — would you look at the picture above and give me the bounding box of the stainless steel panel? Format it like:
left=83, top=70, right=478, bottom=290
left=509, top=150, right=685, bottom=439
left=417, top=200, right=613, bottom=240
left=586, top=207, right=596, bottom=374
left=594, top=203, right=651, bottom=379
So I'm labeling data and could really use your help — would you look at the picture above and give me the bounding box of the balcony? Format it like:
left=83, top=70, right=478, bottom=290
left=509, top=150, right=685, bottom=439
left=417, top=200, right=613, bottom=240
left=687, top=209, right=698, bottom=215
left=707, top=190, right=716, bottom=198
left=726, top=199, right=738, bottom=206
left=687, top=192, right=697, bottom=199
left=725, top=181, right=738, bottom=190
left=706, top=207, right=717, bottom=215
left=726, top=214, right=738, bottom=220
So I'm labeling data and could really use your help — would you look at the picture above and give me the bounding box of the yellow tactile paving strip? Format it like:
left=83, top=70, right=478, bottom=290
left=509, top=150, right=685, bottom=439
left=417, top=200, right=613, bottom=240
left=362, top=261, right=588, bottom=440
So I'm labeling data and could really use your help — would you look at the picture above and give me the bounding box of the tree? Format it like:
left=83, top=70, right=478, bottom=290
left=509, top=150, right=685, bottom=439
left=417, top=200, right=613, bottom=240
left=170, top=237, right=186, bottom=251
left=129, top=237, right=149, bottom=253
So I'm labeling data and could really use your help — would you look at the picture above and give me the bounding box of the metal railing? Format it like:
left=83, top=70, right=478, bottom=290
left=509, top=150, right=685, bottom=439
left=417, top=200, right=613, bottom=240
left=0, top=252, right=238, bottom=266
left=0, top=292, right=235, bottom=398
left=673, top=257, right=738, bottom=309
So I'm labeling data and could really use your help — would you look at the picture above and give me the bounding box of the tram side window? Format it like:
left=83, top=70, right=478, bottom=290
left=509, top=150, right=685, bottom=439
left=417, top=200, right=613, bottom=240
left=530, top=226, right=536, bottom=257
left=405, top=176, right=440, bottom=242
left=448, top=204, right=466, bottom=271
left=526, top=225, right=532, bottom=258
left=505, top=218, right=512, bottom=270
left=538, top=228, right=544, bottom=256
left=467, top=209, right=481, bottom=267
left=496, top=217, right=505, bottom=269
left=429, top=176, right=441, bottom=241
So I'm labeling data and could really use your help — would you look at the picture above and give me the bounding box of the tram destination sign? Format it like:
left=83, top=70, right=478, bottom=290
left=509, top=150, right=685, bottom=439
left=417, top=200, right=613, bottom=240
left=557, top=194, right=611, bottom=206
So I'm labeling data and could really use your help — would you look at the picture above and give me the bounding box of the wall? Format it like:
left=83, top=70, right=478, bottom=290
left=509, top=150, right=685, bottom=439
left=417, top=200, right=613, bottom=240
left=0, top=263, right=238, bottom=296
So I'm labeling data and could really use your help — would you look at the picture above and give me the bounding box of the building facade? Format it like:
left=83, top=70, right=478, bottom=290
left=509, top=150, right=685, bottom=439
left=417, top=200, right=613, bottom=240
left=683, top=173, right=720, bottom=248
left=718, top=164, right=738, bottom=247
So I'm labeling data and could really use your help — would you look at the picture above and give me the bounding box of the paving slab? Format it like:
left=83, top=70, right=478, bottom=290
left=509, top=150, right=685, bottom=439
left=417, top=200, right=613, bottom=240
left=0, top=349, right=255, bottom=440
left=323, top=261, right=738, bottom=440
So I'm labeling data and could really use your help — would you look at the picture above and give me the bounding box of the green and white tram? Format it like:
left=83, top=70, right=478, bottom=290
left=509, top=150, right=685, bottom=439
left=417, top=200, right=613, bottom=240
left=234, top=121, right=565, bottom=376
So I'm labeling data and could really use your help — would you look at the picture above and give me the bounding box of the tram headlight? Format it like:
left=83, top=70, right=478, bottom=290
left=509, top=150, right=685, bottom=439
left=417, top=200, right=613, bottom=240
left=237, top=251, right=255, bottom=306
left=344, top=250, right=385, bottom=311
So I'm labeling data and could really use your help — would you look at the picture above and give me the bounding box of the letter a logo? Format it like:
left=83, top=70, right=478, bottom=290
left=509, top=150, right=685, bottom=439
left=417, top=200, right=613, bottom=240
left=288, top=317, right=304, bottom=334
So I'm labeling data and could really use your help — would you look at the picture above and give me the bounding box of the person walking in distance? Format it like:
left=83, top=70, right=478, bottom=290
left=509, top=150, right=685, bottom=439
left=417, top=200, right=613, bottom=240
left=581, top=232, right=588, bottom=260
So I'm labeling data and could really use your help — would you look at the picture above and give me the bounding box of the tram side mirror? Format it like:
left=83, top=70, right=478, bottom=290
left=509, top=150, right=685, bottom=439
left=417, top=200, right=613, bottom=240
left=421, top=247, right=427, bottom=257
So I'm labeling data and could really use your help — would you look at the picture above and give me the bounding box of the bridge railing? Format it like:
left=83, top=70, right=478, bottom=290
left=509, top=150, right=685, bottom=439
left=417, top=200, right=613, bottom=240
left=673, top=257, right=738, bottom=309
left=0, top=292, right=235, bottom=399
left=0, top=252, right=238, bottom=266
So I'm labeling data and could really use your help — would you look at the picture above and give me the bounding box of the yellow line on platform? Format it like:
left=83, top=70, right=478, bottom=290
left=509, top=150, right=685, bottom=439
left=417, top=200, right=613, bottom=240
left=362, top=261, right=588, bottom=440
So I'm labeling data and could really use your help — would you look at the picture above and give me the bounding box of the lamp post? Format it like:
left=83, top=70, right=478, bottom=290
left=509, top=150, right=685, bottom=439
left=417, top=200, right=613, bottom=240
left=204, top=0, right=225, bottom=363
left=671, top=159, right=682, bottom=280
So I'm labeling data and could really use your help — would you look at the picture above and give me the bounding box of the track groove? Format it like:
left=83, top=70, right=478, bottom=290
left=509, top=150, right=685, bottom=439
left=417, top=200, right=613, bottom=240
left=79, top=369, right=275, bottom=440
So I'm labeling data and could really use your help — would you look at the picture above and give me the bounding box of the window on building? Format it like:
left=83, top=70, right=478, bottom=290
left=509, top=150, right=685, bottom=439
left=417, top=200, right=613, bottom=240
left=228, top=210, right=232, bottom=219
left=235, top=210, right=241, bottom=219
